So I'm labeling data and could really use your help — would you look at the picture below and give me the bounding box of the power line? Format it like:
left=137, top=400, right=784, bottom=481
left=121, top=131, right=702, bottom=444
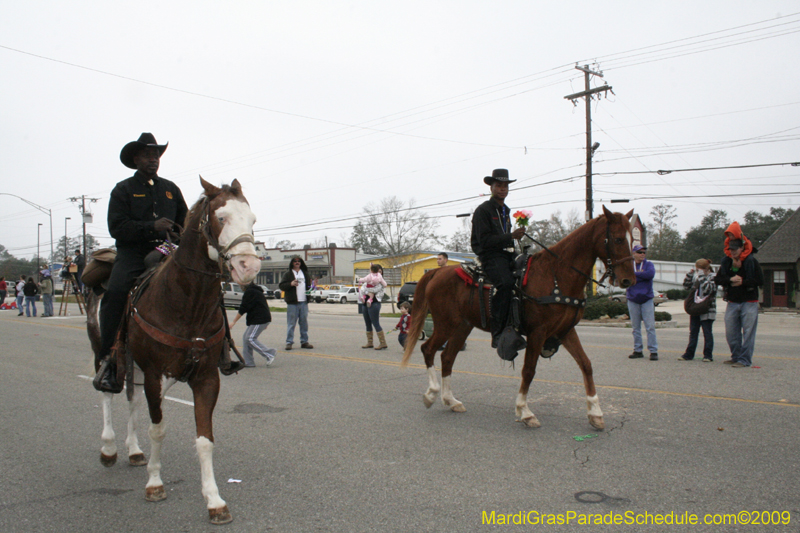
left=594, top=161, right=800, bottom=176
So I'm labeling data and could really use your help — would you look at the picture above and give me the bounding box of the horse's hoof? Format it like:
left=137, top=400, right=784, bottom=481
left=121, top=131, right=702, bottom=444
left=589, top=415, right=605, bottom=430
left=145, top=485, right=167, bottom=502
left=209, top=505, right=233, bottom=525
left=128, top=453, right=147, bottom=466
left=422, top=394, right=434, bottom=409
left=449, top=403, right=466, bottom=413
left=521, top=415, right=541, bottom=428
left=100, top=452, right=117, bottom=467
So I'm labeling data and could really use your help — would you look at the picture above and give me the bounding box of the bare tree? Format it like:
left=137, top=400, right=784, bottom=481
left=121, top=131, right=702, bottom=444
left=357, top=196, right=439, bottom=255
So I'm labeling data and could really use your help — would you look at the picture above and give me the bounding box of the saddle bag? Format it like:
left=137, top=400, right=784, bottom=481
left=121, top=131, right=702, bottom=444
left=81, top=248, right=117, bottom=288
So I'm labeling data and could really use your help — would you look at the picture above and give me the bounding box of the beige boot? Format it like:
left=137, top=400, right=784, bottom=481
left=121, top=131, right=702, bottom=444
left=375, top=331, right=388, bottom=350
left=362, top=331, right=374, bottom=349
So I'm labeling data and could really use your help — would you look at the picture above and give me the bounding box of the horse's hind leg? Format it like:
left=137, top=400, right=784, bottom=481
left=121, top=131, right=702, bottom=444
left=561, top=329, right=604, bottom=430
left=99, top=392, right=117, bottom=466
left=192, top=376, right=232, bottom=525
left=439, top=323, right=472, bottom=413
left=421, top=331, right=446, bottom=408
left=126, top=381, right=147, bottom=466
left=143, top=376, right=174, bottom=503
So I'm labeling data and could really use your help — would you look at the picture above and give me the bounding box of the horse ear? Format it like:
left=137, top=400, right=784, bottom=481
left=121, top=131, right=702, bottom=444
left=602, top=205, right=613, bottom=219
left=199, top=175, right=220, bottom=197
left=230, top=179, right=242, bottom=193
left=625, top=209, right=634, bottom=220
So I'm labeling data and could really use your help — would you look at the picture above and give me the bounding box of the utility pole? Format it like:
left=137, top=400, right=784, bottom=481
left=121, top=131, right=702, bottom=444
left=69, top=195, right=100, bottom=258
left=564, top=64, right=613, bottom=221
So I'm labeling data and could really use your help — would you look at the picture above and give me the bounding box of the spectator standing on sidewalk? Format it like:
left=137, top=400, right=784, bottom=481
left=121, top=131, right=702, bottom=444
left=39, top=269, right=55, bottom=317
left=16, top=275, right=26, bottom=316
left=0, top=277, right=7, bottom=307
left=230, top=282, right=276, bottom=367
left=23, top=276, right=39, bottom=317
left=679, top=259, right=716, bottom=362
left=715, top=222, right=763, bottom=368
left=626, top=245, right=658, bottom=361
left=279, top=256, right=314, bottom=350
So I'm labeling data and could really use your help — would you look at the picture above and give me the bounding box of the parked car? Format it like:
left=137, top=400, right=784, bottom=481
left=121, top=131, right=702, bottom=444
left=609, top=291, right=667, bottom=306
left=222, top=282, right=244, bottom=307
left=309, top=284, right=346, bottom=303
left=326, top=286, right=359, bottom=304
left=397, top=282, right=417, bottom=305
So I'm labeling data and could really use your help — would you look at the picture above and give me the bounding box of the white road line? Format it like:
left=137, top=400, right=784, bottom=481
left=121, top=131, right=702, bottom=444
left=77, top=375, right=194, bottom=406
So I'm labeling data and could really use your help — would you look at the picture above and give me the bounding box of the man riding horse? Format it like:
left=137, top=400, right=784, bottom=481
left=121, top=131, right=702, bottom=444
left=93, top=133, right=190, bottom=392
left=93, top=133, right=247, bottom=392
left=470, top=169, right=526, bottom=359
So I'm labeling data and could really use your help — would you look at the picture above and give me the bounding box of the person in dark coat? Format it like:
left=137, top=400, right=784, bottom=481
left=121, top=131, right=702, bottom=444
left=230, top=283, right=276, bottom=367
left=73, top=249, right=86, bottom=292
left=93, top=133, right=190, bottom=393
left=23, top=276, right=39, bottom=317
left=715, top=222, right=764, bottom=368
left=470, top=169, right=525, bottom=356
left=279, top=256, right=314, bottom=350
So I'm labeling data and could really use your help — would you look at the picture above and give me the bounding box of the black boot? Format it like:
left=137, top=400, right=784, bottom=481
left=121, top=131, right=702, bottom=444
left=93, top=358, right=123, bottom=393
left=219, top=360, right=246, bottom=376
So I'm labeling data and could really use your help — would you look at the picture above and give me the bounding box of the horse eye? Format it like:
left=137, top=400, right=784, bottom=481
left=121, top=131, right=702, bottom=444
left=218, top=217, right=225, bottom=224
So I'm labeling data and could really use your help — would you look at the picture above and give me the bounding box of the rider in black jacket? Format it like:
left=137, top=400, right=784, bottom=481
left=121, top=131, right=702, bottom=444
left=471, top=169, right=525, bottom=350
left=94, top=133, right=189, bottom=393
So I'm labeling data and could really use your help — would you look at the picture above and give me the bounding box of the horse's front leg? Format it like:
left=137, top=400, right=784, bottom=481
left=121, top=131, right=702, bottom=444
left=192, top=375, right=232, bottom=525
left=99, top=392, right=117, bottom=466
left=561, top=329, right=604, bottom=430
left=516, top=339, right=542, bottom=428
left=144, top=376, right=175, bottom=503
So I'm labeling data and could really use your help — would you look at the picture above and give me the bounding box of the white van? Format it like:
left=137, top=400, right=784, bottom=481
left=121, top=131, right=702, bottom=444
left=222, top=282, right=244, bottom=308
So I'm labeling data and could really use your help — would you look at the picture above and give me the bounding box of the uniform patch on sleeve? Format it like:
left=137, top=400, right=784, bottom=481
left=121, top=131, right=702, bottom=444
left=166, top=191, right=173, bottom=199
left=133, top=194, right=146, bottom=197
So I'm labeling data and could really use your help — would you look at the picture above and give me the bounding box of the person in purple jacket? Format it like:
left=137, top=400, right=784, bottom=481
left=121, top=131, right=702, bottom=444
left=626, top=245, right=659, bottom=361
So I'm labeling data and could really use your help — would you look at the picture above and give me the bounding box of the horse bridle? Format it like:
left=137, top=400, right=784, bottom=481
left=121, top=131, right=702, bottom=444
left=522, top=215, right=632, bottom=288
left=598, top=219, right=634, bottom=286
left=175, top=195, right=258, bottom=280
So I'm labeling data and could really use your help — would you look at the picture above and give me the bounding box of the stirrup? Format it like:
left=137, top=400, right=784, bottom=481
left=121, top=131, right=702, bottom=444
left=219, top=361, right=246, bottom=376
left=93, top=359, right=123, bottom=394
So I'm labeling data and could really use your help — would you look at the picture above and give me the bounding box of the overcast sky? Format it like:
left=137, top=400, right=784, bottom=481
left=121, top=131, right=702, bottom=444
left=2, top=1, right=799, bottom=260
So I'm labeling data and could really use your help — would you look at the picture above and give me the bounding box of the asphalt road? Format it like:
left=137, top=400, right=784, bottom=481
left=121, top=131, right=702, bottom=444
left=1, top=300, right=798, bottom=532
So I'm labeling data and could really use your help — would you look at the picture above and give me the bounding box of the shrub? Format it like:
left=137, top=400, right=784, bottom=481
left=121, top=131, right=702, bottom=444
left=655, top=311, right=672, bottom=321
left=583, top=298, right=629, bottom=320
left=665, top=289, right=689, bottom=300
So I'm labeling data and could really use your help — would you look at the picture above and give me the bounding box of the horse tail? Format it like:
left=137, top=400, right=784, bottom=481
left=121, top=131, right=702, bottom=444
left=400, top=269, right=436, bottom=368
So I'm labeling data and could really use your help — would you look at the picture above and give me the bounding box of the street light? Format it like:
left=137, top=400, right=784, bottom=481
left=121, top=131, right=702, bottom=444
left=64, top=217, right=71, bottom=262
left=37, top=223, right=43, bottom=273
left=0, top=193, right=54, bottom=261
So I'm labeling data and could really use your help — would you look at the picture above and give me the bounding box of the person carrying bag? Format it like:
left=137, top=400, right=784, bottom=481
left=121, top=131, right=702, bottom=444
left=679, top=259, right=717, bottom=362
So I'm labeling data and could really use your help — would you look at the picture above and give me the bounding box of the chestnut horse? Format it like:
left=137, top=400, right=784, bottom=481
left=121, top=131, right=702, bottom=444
left=87, top=177, right=260, bottom=524
left=400, top=207, right=636, bottom=430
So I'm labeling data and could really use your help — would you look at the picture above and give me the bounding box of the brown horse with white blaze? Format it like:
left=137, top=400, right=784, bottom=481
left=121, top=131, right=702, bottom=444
left=400, top=207, right=636, bottom=429
left=88, top=177, right=260, bottom=524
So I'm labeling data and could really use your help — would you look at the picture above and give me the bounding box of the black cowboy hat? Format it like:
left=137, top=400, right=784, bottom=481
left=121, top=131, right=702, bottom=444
left=483, top=168, right=516, bottom=185
left=120, top=133, right=168, bottom=169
